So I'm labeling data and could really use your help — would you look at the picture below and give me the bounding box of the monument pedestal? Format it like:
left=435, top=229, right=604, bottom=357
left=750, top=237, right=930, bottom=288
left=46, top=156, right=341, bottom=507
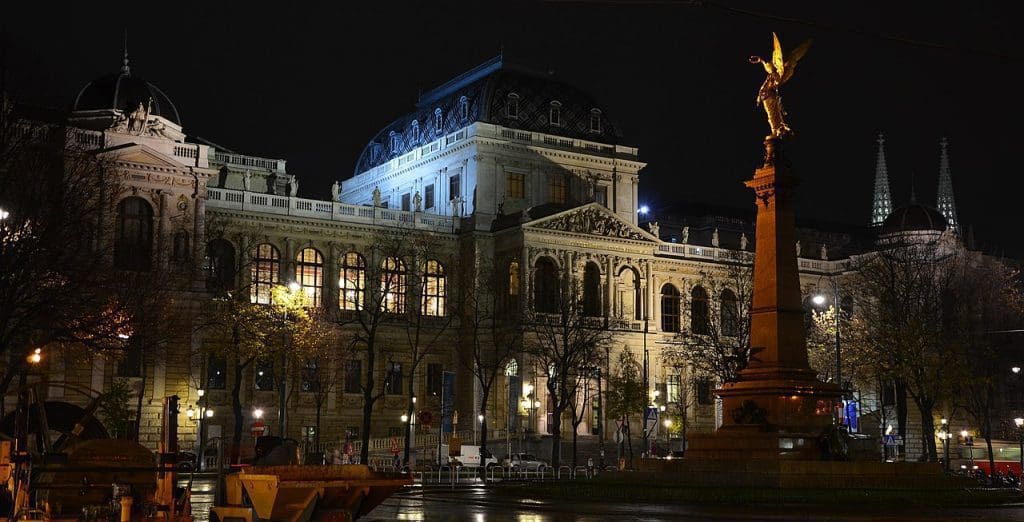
left=688, top=138, right=841, bottom=460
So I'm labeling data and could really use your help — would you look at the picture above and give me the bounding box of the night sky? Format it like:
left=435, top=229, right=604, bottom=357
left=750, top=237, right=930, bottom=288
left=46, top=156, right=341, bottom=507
left=3, top=2, right=1020, bottom=255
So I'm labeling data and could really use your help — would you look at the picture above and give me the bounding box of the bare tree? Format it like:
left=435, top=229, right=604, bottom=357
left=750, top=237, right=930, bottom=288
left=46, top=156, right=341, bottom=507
left=606, top=349, right=644, bottom=467
left=288, top=308, right=348, bottom=454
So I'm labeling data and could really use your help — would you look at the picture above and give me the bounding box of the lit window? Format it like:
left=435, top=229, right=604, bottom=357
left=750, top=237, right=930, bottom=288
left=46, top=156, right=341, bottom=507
left=250, top=243, right=280, bottom=304
left=295, top=247, right=324, bottom=306
left=114, top=197, right=153, bottom=271
left=551, top=174, right=567, bottom=205
left=667, top=374, right=681, bottom=403
left=458, top=96, right=469, bottom=121
left=507, top=93, right=520, bottom=119
left=549, top=101, right=561, bottom=127
left=421, top=259, right=446, bottom=316
left=507, top=171, right=525, bottom=199
left=381, top=257, right=407, bottom=313
left=339, top=252, right=366, bottom=311
left=589, top=108, right=602, bottom=133
left=386, top=361, right=404, bottom=395
left=505, top=359, right=519, bottom=377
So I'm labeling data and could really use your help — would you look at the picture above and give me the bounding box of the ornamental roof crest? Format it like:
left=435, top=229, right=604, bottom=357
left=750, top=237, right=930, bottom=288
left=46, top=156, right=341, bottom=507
left=528, top=203, right=655, bottom=242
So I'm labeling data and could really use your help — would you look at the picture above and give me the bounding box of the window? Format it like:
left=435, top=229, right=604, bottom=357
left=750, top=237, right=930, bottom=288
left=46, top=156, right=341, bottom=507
left=589, top=109, right=602, bottom=133
left=386, top=361, right=403, bottom=395
left=409, top=120, right=419, bottom=145
left=505, top=359, right=519, bottom=377
left=339, top=252, right=366, bottom=310
left=344, top=360, right=361, bottom=394
left=506, top=93, right=520, bottom=119
left=449, top=174, right=460, bottom=202
left=583, top=262, right=601, bottom=317
left=424, top=184, right=435, bottom=210
left=301, top=358, right=319, bottom=392
left=549, top=101, right=561, bottom=127
left=114, top=197, right=153, bottom=271
left=389, top=131, right=400, bottom=152
left=302, top=426, right=316, bottom=444
left=458, top=96, right=469, bottom=121
left=255, top=358, right=274, bottom=391
left=661, top=284, right=681, bottom=333
left=434, top=108, right=443, bottom=133
left=691, top=285, right=710, bottom=335
left=667, top=374, right=681, bottom=403
left=551, top=174, right=567, bottom=205
left=595, top=186, right=607, bottom=206
left=208, top=355, right=227, bottom=390
left=533, top=257, right=559, bottom=313
left=381, top=257, right=407, bottom=313
left=427, top=363, right=443, bottom=396
left=205, top=239, right=236, bottom=292
left=172, top=230, right=190, bottom=264
left=696, top=379, right=713, bottom=405
left=507, top=171, right=524, bottom=199
left=509, top=260, right=520, bottom=298
left=720, top=289, right=739, bottom=337
left=421, top=259, right=446, bottom=316
left=295, top=247, right=324, bottom=306
left=251, top=243, right=280, bottom=304
left=401, top=193, right=411, bottom=211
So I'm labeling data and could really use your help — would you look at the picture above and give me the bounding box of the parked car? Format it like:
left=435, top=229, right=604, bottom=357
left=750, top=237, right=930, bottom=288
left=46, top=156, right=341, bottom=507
left=502, top=453, right=548, bottom=470
left=440, top=444, right=499, bottom=468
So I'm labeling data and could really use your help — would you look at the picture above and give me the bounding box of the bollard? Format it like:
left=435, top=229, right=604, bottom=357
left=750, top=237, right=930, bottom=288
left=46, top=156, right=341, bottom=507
left=119, top=496, right=133, bottom=522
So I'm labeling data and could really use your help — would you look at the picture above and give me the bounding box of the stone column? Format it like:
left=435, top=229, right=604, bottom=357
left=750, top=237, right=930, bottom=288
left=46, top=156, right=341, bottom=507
left=283, top=237, right=294, bottom=285
left=158, top=191, right=171, bottom=269
left=193, top=193, right=206, bottom=270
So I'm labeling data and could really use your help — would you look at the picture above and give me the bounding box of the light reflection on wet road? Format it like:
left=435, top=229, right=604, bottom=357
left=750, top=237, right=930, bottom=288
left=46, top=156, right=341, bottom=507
left=365, top=485, right=1024, bottom=521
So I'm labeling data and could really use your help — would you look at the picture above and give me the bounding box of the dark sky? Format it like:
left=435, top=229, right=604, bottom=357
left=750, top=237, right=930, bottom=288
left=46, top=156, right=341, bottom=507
left=3, top=2, right=1021, bottom=255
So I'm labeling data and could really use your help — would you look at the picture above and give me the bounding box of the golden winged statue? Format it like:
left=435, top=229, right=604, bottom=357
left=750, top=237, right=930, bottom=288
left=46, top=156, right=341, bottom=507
left=749, top=33, right=812, bottom=139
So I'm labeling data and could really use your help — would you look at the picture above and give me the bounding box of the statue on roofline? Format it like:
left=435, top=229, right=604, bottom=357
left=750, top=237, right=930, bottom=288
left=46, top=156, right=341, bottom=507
left=749, top=33, right=812, bottom=140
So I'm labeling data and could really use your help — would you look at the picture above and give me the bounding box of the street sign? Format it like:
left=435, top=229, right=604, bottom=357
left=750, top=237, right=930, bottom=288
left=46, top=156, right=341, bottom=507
left=614, top=429, right=623, bottom=444
left=882, top=435, right=904, bottom=447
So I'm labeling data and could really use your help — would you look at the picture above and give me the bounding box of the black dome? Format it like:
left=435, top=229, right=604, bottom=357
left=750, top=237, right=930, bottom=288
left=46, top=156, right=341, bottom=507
left=880, top=203, right=948, bottom=235
left=74, top=72, right=181, bottom=125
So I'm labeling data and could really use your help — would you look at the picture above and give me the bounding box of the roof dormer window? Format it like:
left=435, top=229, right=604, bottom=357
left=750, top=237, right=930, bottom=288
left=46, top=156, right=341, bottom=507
left=549, top=101, right=561, bottom=127
left=458, top=96, right=469, bottom=122
left=506, top=93, right=520, bottom=120
left=434, top=108, right=443, bottom=133
left=589, top=108, right=602, bottom=133
left=389, top=131, right=400, bottom=152
left=409, top=120, right=420, bottom=145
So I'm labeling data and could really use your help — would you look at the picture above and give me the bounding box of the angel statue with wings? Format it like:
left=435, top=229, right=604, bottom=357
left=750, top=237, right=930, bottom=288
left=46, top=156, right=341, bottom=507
left=750, top=33, right=812, bottom=139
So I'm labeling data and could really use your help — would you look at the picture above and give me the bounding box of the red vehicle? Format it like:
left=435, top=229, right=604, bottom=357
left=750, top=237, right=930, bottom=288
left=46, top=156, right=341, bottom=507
left=948, top=439, right=1023, bottom=476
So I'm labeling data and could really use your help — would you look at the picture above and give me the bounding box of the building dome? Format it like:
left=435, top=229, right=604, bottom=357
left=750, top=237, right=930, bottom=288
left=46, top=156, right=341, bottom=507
left=353, top=56, right=624, bottom=176
left=73, top=69, right=181, bottom=125
left=879, top=203, right=948, bottom=235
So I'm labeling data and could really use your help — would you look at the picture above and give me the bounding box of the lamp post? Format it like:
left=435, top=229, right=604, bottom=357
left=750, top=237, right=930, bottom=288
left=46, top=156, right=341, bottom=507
left=641, top=316, right=649, bottom=458
left=190, top=389, right=214, bottom=470
left=939, top=417, right=950, bottom=473
left=662, top=419, right=672, bottom=455
left=961, top=429, right=973, bottom=467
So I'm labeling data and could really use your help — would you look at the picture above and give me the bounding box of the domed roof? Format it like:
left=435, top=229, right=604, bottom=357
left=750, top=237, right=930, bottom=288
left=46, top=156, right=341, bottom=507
left=73, top=63, right=180, bottom=125
left=353, top=56, right=624, bottom=176
left=880, top=203, right=948, bottom=235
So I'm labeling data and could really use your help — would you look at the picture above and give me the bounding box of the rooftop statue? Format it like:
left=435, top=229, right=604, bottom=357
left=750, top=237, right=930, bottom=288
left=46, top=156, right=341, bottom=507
left=749, top=33, right=812, bottom=139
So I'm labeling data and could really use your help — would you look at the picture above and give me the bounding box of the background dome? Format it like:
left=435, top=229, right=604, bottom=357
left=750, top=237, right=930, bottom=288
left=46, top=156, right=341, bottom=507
left=73, top=71, right=181, bottom=125
left=880, top=203, right=948, bottom=235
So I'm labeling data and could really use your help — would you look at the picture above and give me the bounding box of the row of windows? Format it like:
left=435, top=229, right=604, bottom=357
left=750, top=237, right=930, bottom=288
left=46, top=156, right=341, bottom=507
left=387, top=96, right=470, bottom=153
left=505, top=94, right=602, bottom=133
left=206, top=356, right=445, bottom=397
left=506, top=172, right=607, bottom=207
left=661, top=285, right=740, bottom=336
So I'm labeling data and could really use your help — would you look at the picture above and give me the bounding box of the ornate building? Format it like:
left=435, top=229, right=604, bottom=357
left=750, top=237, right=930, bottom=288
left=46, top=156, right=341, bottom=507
left=4, top=55, right=977, bottom=463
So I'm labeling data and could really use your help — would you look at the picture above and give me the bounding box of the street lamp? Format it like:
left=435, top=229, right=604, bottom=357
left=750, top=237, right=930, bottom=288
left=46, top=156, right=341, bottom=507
left=663, top=419, right=672, bottom=455
left=939, top=417, right=950, bottom=473
left=1013, top=366, right=1022, bottom=375
left=1014, top=418, right=1023, bottom=479
left=961, top=430, right=974, bottom=466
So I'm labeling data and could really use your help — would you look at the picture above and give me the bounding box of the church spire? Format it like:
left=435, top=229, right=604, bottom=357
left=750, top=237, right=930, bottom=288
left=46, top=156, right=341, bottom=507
left=936, top=137, right=960, bottom=234
left=871, top=133, right=894, bottom=226
left=121, top=30, right=130, bottom=75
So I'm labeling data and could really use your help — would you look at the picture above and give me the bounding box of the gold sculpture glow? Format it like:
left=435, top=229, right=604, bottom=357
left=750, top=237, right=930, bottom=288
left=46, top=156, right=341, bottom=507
left=750, top=33, right=812, bottom=139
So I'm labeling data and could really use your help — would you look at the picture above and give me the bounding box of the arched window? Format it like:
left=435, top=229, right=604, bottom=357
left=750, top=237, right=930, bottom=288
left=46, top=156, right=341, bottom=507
left=505, top=358, right=519, bottom=377
left=691, top=285, right=710, bottom=335
left=506, top=93, right=520, bottom=119
left=434, top=108, right=443, bottom=133
left=381, top=257, right=407, bottom=313
left=661, top=284, right=681, bottom=333
left=590, top=108, right=602, bottom=133
left=389, top=130, right=400, bottom=152
left=339, top=252, right=366, bottom=311
left=250, top=243, right=280, bottom=304
left=421, top=259, right=446, bottom=316
left=205, top=239, right=236, bottom=292
left=583, top=262, right=602, bottom=317
left=617, top=267, right=642, bottom=321
left=458, top=96, right=469, bottom=121
left=533, top=257, right=559, bottom=314
left=549, top=101, right=561, bottom=127
left=720, top=288, right=739, bottom=337
left=114, top=197, right=153, bottom=271
left=409, top=120, right=420, bottom=145
left=295, top=247, right=324, bottom=306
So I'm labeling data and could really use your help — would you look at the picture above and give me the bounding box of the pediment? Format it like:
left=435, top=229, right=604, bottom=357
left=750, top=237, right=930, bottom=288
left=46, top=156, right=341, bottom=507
left=525, top=203, right=657, bottom=242
left=99, top=143, right=183, bottom=168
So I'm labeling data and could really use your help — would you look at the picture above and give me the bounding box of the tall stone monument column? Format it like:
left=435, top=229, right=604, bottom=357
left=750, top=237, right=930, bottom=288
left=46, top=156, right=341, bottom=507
left=688, top=139, right=840, bottom=459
